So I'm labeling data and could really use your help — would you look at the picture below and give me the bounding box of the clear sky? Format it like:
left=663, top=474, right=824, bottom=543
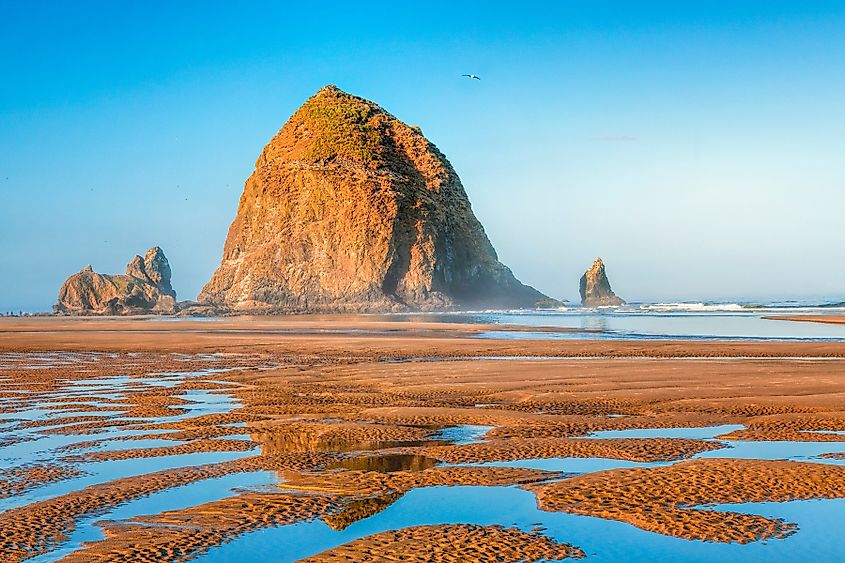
left=2, top=1, right=844, bottom=311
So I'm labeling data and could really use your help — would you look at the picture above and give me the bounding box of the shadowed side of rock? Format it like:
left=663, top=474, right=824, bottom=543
left=199, top=86, right=553, bottom=313
left=55, top=247, right=177, bottom=315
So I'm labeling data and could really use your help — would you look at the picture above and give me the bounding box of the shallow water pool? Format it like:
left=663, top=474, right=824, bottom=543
left=200, top=485, right=845, bottom=562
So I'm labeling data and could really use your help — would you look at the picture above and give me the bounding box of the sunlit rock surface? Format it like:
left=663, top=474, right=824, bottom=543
left=55, top=247, right=176, bottom=315
left=580, top=257, right=624, bottom=307
left=199, top=85, right=553, bottom=313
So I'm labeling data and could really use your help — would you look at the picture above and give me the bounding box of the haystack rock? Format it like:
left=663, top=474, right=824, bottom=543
left=55, top=247, right=177, bottom=315
left=199, top=85, right=553, bottom=313
left=580, top=257, right=624, bottom=307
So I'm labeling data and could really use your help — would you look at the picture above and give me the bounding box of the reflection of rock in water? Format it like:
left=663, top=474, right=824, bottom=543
left=581, top=316, right=610, bottom=332
left=323, top=492, right=403, bottom=530
left=331, top=454, right=438, bottom=473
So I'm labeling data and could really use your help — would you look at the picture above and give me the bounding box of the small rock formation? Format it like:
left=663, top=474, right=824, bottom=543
left=199, top=85, right=553, bottom=312
left=55, top=247, right=177, bottom=315
left=579, top=258, right=624, bottom=307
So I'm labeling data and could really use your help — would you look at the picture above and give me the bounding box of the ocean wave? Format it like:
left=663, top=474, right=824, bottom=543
left=630, top=302, right=845, bottom=314
left=635, top=302, right=746, bottom=313
left=391, top=301, right=845, bottom=316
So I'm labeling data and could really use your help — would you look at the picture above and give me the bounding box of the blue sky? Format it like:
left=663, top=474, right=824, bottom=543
left=2, top=1, right=844, bottom=311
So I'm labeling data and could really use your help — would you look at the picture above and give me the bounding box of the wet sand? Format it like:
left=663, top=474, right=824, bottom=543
left=1, top=316, right=845, bottom=561
left=60, top=467, right=560, bottom=562
left=299, top=524, right=584, bottom=562
left=4, top=315, right=845, bottom=357
left=528, top=458, right=845, bottom=543
left=0, top=464, right=81, bottom=498
left=765, top=314, right=845, bottom=326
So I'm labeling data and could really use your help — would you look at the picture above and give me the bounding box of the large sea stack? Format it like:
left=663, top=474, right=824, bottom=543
left=55, top=247, right=177, bottom=315
left=199, top=85, right=552, bottom=313
left=580, top=257, right=624, bottom=307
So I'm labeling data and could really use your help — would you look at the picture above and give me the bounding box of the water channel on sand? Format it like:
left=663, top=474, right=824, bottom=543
left=3, top=349, right=845, bottom=561
left=199, top=423, right=845, bottom=562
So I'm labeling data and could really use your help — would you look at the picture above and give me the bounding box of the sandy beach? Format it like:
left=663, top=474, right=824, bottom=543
left=766, top=315, right=845, bottom=326
left=7, top=3, right=845, bottom=559
left=1, top=316, right=845, bottom=561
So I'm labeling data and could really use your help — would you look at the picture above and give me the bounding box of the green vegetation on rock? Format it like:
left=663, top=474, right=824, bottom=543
left=300, top=89, right=384, bottom=164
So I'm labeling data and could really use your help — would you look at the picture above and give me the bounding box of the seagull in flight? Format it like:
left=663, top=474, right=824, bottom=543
left=461, top=74, right=481, bottom=80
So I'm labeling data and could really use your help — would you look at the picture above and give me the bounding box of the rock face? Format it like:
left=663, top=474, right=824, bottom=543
left=199, top=85, right=552, bottom=313
left=55, top=247, right=177, bottom=315
left=579, top=258, right=624, bottom=307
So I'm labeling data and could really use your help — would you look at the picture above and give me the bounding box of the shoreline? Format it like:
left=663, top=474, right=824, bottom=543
left=1, top=316, right=844, bottom=357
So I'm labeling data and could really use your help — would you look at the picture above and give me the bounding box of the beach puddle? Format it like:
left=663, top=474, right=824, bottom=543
left=431, top=424, right=493, bottom=445
left=585, top=424, right=745, bottom=440
left=1, top=427, right=174, bottom=466
left=699, top=440, right=845, bottom=464
left=199, top=485, right=845, bottom=562
left=469, top=456, right=661, bottom=473
left=0, top=450, right=258, bottom=512
left=460, top=309, right=845, bottom=342
left=474, top=425, right=845, bottom=474
left=583, top=424, right=845, bottom=464
left=4, top=351, right=845, bottom=561
left=0, top=362, right=256, bottom=514
left=30, top=470, right=281, bottom=562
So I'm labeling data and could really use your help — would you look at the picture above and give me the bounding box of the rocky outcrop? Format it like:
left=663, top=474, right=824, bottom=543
left=55, top=247, right=177, bottom=315
left=579, top=258, right=624, bottom=307
left=199, top=85, right=553, bottom=313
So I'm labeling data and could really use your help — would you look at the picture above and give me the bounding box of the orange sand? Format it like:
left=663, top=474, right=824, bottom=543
left=301, top=524, right=584, bottom=562
left=766, top=315, right=845, bottom=325
left=413, top=437, right=723, bottom=464
left=528, top=458, right=845, bottom=543
left=0, top=464, right=80, bottom=499
left=58, top=467, right=558, bottom=562
left=60, top=439, right=257, bottom=463
left=0, top=454, right=334, bottom=562
left=1, top=316, right=845, bottom=560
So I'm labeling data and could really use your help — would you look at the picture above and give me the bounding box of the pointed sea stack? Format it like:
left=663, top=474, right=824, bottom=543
left=580, top=257, right=624, bottom=307
left=55, top=247, right=177, bottom=315
left=199, top=85, right=552, bottom=313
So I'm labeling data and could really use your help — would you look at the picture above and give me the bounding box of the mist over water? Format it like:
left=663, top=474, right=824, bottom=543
left=392, top=299, right=845, bottom=341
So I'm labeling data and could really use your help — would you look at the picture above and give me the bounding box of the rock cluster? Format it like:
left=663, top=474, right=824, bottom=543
left=199, top=85, right=552, bottom=313
left=579, top=257, right=624, bottom=307
left=55, top=247, right=177, bottom=315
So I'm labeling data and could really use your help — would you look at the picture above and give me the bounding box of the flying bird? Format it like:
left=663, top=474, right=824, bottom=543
left=461, top=74, right=481, bottom=80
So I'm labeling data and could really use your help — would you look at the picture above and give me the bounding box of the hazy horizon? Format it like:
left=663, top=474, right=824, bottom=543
left=2, top=2, right=844, bottom=312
